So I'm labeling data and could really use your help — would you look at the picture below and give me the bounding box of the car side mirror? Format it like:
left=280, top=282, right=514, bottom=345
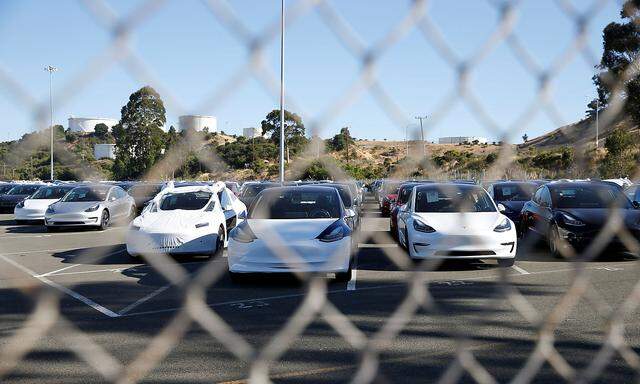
left=633, top=201, right=640, bottom=209
left=497, top=203, right=507, bottom=213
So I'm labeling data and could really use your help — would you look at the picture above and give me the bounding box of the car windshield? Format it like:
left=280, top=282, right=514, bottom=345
left=398, top=184, right=418, bottom=204
left=319, top=186, right=352, bottom=208
left=160, top=191, right=212, bottom=211
left=250, top=189, right=341, bottom=219
left=8, top=185, right=41, bottom=195
left=62, top=187, right=109, bottom=202
left=0, top=185, right=15, bottom=194
left=31, top=186, right=73, bottom=200
left=493, top=184, right=537, bottom=201
left=415, top=186, right=496, bottom=213
left=551, top=185, right=631, bottom=209
left=241, top=184, right=276, bottom=198
left=128, top=185, right=162, bottom=198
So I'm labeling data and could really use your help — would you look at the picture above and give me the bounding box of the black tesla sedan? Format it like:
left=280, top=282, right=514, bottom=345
left=520, top=181, right=640, bottom=256
left=487, top=181, right=540, bottom=233
left=0, top=184, right=43, bottom=212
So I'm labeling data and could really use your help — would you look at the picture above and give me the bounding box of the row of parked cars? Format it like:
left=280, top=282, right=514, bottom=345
left=0, top=179, right=367, bottom=282
left=373, top=178, right=640, bottom=260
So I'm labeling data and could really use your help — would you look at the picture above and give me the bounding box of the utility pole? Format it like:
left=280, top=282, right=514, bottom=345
left=345, top=126, right=350, bottom=165
left=279, top=0, right=286, bottom=185
left=595, top=98, right=599, bottom=149
left=44, top=65, right=58, bottom=181
left=415, top=115, right=427, bottom=158
left=405, top=124, right=409, bottom=157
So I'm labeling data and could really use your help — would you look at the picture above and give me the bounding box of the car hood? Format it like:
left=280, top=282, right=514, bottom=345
left=134, top=210, right=209, bottom=233
left=247, top=219, right=336, bottom=241
left=558, top=208, right=640, bottom=228
left=50, top=201, right=103, bottom=214
left=23, top=199, right=59, bottom=210
left=413, top=212, right=506, bottom=234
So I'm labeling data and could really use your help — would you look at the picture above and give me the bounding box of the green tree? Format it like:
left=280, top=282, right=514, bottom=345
left=165, top=125, right=180, bottom=150
left=600, top=128, right=637, bottom=177
left=328, top=126, right=355, bottom=152
left=112, top=86, right=167, bottom=179
left=301, top=161, right=331, bottom=180
left=94, top=123, right=109, bottom=139
left=260, top=109, right=307, bottom=158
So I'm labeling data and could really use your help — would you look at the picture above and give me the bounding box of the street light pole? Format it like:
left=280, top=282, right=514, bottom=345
left=595, top=98, right=599, bottom=149
left=279, top=0, right=285, bottom=185
left=415, top=115, right=427, bottom=157
left=44, top=65, right=58, bottom=180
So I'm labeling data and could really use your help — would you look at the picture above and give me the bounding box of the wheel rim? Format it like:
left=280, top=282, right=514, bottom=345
left=550, top=228, right=558, bottom=254
left=102, top=212, right=109, bottom=227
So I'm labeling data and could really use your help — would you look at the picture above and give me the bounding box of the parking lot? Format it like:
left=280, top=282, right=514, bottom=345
left=1, top=198, right=639, bottom=383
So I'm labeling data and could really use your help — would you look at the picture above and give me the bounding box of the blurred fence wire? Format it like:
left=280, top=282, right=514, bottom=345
left=2, top=0, right=640, bottom=383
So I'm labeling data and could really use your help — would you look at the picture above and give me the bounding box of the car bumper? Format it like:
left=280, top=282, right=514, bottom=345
left=14, top=207, right=46, bottom=221
left=557, top=226, right=639, bottom=251
left=44, top=213, right=101, bottom=227
left=228, top=237, right=351, bottom=273
left=126, top=230, right=217, bottom=256
left=409, top=231, right=517, bottom=260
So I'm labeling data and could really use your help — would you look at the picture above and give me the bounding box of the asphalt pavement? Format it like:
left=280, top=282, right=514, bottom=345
left=0, top=198, right=639, bottom=383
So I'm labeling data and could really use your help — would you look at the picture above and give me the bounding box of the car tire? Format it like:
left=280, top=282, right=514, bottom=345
left=548, top=224, right=563, bottom=258
left=335, top=259, right=353, bottom=283
left=99, top=210, right=110, bottom=231
left=213, top=227, right=224, bottom=258
left=498, top=258, right=515, bottom=268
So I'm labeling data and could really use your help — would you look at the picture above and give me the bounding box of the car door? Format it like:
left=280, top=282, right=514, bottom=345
left=537, top=187, right=554, bottom=236
left=219, top=189, right=238, bottom=231
left=397, top=189, right=414, bottom=242
left=522, top=187, right=543, bottom=234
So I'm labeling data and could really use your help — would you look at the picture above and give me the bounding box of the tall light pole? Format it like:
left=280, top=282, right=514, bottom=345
left=279, top=0, right=286, bottom=185
left=44, top=65, right=58, bottom=181
left=415, top=115, right=427, bottom=157
left=595, top=98, right=599, bottom=149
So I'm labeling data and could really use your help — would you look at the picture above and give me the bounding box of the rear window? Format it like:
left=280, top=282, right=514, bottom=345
left=241, top=184, right=276, bottom=198
left=493, top=184, right=537, bottom=202
left=31, top=186, right=73, bottom=200
left=415, top=186, right=496, bottom=213
left=160, top=191, right=212, bottom=211
left=250, top=189, right=341, bottom=219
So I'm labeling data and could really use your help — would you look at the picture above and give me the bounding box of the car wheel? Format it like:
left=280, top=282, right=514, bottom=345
left=213, top=227, right=224, bottom=257
left=498, top=258, right=515, bottom=268
left=99, top=210, right=110, bottom=231
left=335, top=258, right=353, bottom=283
left=548, top=224, right=563, bottom=258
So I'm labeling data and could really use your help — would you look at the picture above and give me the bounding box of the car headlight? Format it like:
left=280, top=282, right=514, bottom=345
left=413, top=218, right=436, bottom=233
left=15, top=201, right=24, bottom=209
left=493, top=217, right=512, bottom=232
left=559, top=212, right=585, bottom=227
left=84, top=204, right=100, bottom=212
left=195, top=222, right=209, bottom=228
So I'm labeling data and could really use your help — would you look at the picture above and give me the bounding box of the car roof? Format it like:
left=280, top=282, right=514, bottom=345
left=414, top=183, right=484, bottom=191
left=546, top=181, right=617, bottom=189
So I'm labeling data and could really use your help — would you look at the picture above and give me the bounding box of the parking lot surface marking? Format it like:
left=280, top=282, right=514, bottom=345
left=512, top=265, right=530, bottom=275
left=35, top=263, right=80, bottom=277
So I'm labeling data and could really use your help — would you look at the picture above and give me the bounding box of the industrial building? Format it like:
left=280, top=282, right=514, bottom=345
left=178, top=115, right=217, bottom=132
left=68, top=117, right=118, bottom=134
left=242, top=127, right=263, bottom=139
left=438, top=136, right=488, bottom=145
left=94, top=143, right=116, bottom=160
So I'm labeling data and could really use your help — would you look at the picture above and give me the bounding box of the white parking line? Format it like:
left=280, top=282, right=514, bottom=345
left=118, top=284, right=172, bottom=315
left=512, top=265, right=530, bottom=275
left=347, top=269, right=357, bottom=291
left=36, top=264, right=80, bottom=277
left=0, top=255, right=120, bottom=318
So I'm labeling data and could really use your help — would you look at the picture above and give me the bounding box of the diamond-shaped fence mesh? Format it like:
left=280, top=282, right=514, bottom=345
left=1, top=0, right=640, bottom=383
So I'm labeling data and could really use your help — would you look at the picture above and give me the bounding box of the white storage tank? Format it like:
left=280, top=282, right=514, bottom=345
left=94, top=144, right=116, bottom=160
left=242, top=127, right=262, bottom=139
left=178, top=115, right=217, bottom=132
left=68, top=117, right=118, bottom=134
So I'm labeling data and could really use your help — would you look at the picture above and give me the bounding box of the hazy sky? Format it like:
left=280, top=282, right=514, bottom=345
left=0, top=0, right=620, bottom=143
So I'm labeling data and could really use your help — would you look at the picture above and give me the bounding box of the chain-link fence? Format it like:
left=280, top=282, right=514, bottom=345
left=2, top=0, right=640, bottom=383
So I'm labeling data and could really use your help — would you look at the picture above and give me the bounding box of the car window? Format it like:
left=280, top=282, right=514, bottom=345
left=62, top=187, right=109, bottom=202
left=250, top=189, right=341, bottom=219
left=533, top=188, right=543, bottom=204
left=160, top=191, right=212, bottom=211
left=8, top=185, right=41, bottom=195
left=31, top=186, right=73, bottom=200
left=493, top=184, right=537, bottom=201
left=541, top=187, right=552, bottom=207
left=550, top=185, right=631, bottom=209
left=414, top=186, right=496, bottom=213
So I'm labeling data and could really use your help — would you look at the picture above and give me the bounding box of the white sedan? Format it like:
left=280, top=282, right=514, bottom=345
left=227, top=186, right=355, bottom=282
left=397, top=183, right=517, bottom=267
left=126, top=182, right=246, bottom=257
left=14, top=184, right=76, bottom=223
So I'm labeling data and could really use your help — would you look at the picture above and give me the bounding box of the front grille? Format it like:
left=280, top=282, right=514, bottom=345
left=434, top=250, right=496, bottom=256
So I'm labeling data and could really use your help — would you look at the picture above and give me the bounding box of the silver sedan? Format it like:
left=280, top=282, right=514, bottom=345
left=45, top=184, right=136, bottom=231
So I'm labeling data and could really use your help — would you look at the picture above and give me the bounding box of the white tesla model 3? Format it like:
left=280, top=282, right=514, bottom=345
left=14, top=184, right=75, bottom=223
left=126, top=182, right=246, bottom=257
left=397, top=183, right=517, bottom=267
left=227, top=186, right=355, bottom=282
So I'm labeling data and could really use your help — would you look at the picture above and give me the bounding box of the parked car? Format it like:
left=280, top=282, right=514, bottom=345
left=379, top=181, right=401, bottom=217
left=486, top=181, right=539, bottom=234
left=227, top=186, right=355, bottom=282
left=397, top=183, right=517, bottom=266
left=44, top=184, right=135, bottom=231
left=225, top=181, right=241, bottom=196
left=315, top=183, right=360, bottom=230
left=0, top=184, right=43, bottom=213
left=238, top=181, right=279, bottom=208
left=14, top=184, right=76, bottom=223
left=127, top=183, right=165, bottom=213
left=520, top=181, right=640, bottom=256
left=390, top=182, right=427, bottom=239
left=127, top=182, right=246, bottom=257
